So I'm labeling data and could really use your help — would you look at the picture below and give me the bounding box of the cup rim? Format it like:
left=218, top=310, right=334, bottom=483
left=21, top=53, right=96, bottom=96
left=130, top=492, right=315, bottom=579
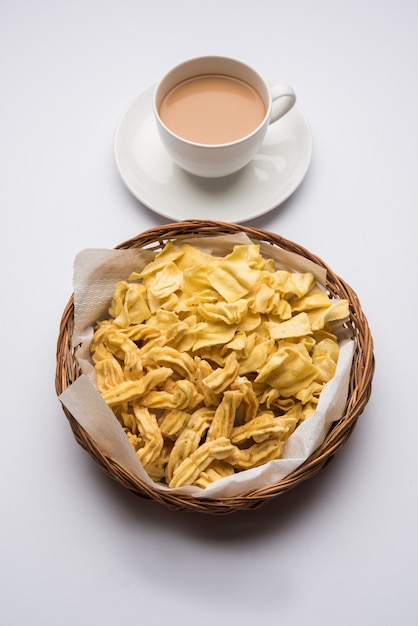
left=152, top=55, right=272, bottom=149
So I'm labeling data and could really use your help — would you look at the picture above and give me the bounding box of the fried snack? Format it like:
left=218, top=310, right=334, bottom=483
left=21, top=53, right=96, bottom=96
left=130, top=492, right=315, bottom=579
left=90, top=242, right=350, bottom=489
left=131, top=402, right=164, bottom=467
left=193, top=460, right=235, bottom=489
left=169, top=437, right=234, bottom=488
left=165, top=407, right=214, bottom=484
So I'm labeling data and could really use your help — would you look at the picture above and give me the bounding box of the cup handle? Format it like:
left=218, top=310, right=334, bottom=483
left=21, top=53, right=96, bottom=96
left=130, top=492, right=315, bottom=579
left=269, top=84, right=296, bottom=123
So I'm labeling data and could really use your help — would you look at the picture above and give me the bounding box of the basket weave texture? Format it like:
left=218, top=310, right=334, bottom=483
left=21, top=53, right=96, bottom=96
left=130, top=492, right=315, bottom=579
left=55, top=220, right=374, bottom=514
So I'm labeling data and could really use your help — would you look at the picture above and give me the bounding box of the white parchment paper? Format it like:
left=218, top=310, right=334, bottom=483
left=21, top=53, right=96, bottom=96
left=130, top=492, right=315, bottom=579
left=59, top=233, right=355, bottom=499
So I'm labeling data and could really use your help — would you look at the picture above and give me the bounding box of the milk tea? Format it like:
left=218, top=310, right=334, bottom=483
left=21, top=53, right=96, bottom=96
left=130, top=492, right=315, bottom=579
left=159, top=74, right=266, bottom=144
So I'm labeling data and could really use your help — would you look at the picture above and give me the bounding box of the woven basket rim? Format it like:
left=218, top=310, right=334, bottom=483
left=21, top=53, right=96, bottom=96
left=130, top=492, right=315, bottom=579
left=55, top=220, right=375, bottom=514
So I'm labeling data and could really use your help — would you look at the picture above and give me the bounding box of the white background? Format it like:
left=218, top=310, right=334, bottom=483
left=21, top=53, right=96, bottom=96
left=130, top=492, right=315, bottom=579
left=1, top=1, right=417, bottom=624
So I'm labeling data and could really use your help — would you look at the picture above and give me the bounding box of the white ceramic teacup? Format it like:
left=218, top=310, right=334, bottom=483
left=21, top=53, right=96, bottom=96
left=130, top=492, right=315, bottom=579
left=153, top=56, right=296, bottom=178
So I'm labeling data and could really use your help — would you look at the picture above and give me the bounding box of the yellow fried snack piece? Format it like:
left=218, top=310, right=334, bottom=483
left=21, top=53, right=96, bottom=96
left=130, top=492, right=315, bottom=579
left=255, top=342, right=317, bottom=396
left=121, top=323, right=162, bottom=344
left=269, top=270, right=316, bottom=299
left=109, top=281, right=151, bottom=327
left=93, top=352, right=125, bottom=392
left=194, top=358, right=220, bottom=407
left=295, top=380, right=324, bottom=405
left=169, top=437, right=234, bottom=488
left=291, top=288, right=334, bottom=313
left=129, top=241, right=184, bottom=280
left=91, top=322, right=142, bottom=362
left=101, top=367, right=173, bottom=407
left=247, top=280, right=292, bottom=319
left=143, top=443, right=171, bottom=482
left=202, top=352, right=240, bottom=394
left=231, top=376, right=259, bottom=423
left=140, top=378, right=203, bottom=411
left=237, top=336, right=275, bottom=375
left=173, top=243, right=216, bottom=272
left=207, top=260, right=261, bottom=303
left=197, top=299, right=249, bottom=324
left=90, top=241, right=351, bottom=489
left=306, top=299, right=350, bottom=330
left=264, top=312, right=312, bottom=340
left=193, top=460, right=235, bottom=488
left=158, top=409, right=190, bottom=439
left=146, top=262, right=183, bottom=300
left=165, top=407, right=214, bottom=484
left=230, top=411, right=295, bottom=445
left=141, top=345, right=196, bottom=380
left=192, top=320, right=236, bottom=350
left=206, top=390, right=243, bottom=442
left=312, top=338, right=340, bottom=383
left=132, top=402, right=164, bottom=467
left=225, top=437, right=285, bottom=470
left=123, top=349, right=144, bottom=381
left=119, top=409, right=138, bottom=433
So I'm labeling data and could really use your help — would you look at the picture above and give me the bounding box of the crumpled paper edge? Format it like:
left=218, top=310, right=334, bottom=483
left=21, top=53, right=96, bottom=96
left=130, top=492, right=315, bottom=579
left=59, top=233, right=355, bottom=499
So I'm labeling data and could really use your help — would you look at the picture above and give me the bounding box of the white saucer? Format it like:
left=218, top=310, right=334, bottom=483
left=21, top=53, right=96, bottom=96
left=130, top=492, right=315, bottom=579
left=114, top=85, right=312, bottom=223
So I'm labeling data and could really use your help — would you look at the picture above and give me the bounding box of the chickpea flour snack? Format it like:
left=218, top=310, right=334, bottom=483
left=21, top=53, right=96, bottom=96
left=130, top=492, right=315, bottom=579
left=88, top=241, right=351, bottom=490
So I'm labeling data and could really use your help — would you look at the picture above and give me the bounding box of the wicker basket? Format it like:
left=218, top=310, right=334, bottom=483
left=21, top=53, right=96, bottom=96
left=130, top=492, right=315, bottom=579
left=55, top=220, right=374, bottom=514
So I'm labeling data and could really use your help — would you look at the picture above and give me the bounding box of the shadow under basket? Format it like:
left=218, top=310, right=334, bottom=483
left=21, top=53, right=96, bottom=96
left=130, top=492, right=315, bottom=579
left=55, top=220, right=375, bottom=514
